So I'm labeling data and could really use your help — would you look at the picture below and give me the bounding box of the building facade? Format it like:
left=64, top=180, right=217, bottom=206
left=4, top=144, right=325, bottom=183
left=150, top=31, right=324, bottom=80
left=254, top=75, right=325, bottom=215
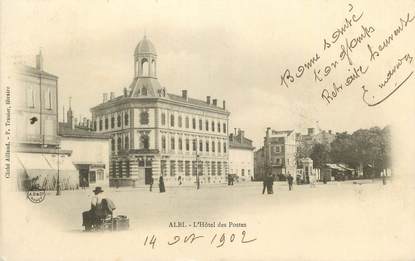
left=91, top=36, right=230, bottom=187
left=12, top=52, right=78, bottom=190
left=59, top=106, right=111, bottom=188
left=229, top=129, right=254, bottom=182
left=254, top=128, right=297, bottom=181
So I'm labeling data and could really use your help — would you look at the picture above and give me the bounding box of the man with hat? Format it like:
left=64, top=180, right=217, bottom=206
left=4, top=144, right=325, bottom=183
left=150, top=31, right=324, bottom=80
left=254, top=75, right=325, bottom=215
left=82, top=186, right=114, bottom=231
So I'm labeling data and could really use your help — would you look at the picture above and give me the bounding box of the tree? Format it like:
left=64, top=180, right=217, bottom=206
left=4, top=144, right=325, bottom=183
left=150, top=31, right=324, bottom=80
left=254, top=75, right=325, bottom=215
left=310, top=143, right=330, bottom=169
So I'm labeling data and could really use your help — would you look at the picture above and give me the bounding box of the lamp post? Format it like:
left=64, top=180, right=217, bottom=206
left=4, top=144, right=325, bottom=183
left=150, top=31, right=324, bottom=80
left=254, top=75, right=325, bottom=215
left=56, top=145, right=61, bottom=196
left=196, top=154, right=200, bottom=190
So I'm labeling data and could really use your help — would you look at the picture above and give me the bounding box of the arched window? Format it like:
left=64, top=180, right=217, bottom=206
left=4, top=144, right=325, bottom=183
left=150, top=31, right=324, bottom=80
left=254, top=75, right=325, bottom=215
left=223, top=123, right=226, bottom=133
left=205, top=120, right=209, bottom=131
left=105, top=118, right=109, bottom=129
left=171, top=137, right=175, bottom=150
left=141, top=58, right=149, bottom=76
left=186, top=139, right=190, bottom=151
left=212, top=141, right=215, bottom=152
left=192, top=139, right=197, bottom=151
left=217, top=122, right=221, bottom=132
left=218, top=141, right=221, bottom=153
left=223, top=142, right=227, bottom=153
left=140, top=111, right=149, bottom=125
left=206, top=141, right=209, bottom=152
left=199, top=140, right=203, bottom=151
left=161, top=136, right=166, bottom=150
left=178, top=138, right=183, bottom=150
left=192, top=118, right=196, bottom=129
left=141, top=87, right=148, bottom=96
left=199, top=119, right=202, bottom=130
left=185, top=117, right=189, bottom=128
left=161, top=113, right=166, bottom=125
left=117, top=137, right=122, bottom=151
left=124, top=113, right=129, bottom=126
left=117, top=115, right=121, bottom=127
left=111, top=116, right=115, bottom=128
left=211, top=121, right=215, bottom=132
left=170, top=115, right=175, bottom=127
left=151, top=60, right=156, bottom=76
left=178, top=116, right=182, bottom=128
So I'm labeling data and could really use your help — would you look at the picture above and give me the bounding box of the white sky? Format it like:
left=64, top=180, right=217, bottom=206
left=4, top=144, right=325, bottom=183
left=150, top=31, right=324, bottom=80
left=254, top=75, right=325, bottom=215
left=3, top=0, right=414, bottom=147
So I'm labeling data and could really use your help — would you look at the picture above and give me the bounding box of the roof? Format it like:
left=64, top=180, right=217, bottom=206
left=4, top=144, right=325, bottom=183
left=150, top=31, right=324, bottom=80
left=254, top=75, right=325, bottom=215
left=271, top=130, right=295, bottom=136
left=168, top=93, right=228, bottom=112
left=58, top=123, right=110, bottom=139
left=134, top=35, right=157, bottom=55
left=17, top=64, right=58, bottom=79
left=229, top=133, right=254, bottom=150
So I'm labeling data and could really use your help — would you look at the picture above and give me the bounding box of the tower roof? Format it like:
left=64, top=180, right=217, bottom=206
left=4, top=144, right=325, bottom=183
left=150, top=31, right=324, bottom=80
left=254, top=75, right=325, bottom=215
left=134, top=35, right=157, bottom=56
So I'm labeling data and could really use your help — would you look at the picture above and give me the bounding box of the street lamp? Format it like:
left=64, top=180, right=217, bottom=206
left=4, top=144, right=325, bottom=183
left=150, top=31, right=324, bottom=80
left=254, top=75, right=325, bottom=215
left=56, top=145, right=61, bottom=196
left=196, top=154, right=200, bottom=190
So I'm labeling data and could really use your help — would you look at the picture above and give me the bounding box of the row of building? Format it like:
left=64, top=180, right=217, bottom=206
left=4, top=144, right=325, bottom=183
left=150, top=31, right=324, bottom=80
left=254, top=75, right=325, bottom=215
left=12, top=36, right=255, bottom=190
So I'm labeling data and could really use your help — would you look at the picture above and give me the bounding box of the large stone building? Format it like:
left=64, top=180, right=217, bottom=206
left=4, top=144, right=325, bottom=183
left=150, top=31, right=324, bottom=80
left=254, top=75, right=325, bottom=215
left=229, top=129, right=254, bottom=182
left=91, top=36, right=230, bottom=187
left=12, top=52, right=78, bottom=190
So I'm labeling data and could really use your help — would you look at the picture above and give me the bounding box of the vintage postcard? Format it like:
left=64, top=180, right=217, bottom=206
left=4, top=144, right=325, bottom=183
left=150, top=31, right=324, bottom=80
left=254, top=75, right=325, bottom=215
left=1, top=0, right=415, bottom=260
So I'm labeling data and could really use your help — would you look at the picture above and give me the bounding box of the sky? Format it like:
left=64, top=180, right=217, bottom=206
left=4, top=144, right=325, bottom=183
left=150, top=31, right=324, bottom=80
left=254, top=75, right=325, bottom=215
left=3, top=0, right=414, bottom=147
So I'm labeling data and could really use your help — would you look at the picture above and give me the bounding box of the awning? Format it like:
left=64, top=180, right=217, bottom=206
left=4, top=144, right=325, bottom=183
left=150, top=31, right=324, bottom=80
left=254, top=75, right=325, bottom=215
left=43, top=154, right=77, bottom=171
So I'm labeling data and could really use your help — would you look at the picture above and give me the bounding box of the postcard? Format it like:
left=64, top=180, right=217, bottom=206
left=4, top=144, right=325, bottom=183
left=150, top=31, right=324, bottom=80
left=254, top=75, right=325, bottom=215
left=1, top=0, right=415, bottom=260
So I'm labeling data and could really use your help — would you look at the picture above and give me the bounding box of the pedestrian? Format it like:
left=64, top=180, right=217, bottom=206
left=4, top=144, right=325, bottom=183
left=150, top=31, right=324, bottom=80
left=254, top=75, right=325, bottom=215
left=382, top=171, right=387, bottom=185
left=266, top=174, right=274, bottom=194
left=228, top=174, right=232, bottom=186
left=262, top=175, right=267, bottom=194
left=149, top=176, right=154, bottom=192
left=287, top=173, right=293, bottom=191
left=159, top=176, right=166, bottom=193
left=82, top=177, right=87, bottom=190
left=178, top=176, right=182, bottom=186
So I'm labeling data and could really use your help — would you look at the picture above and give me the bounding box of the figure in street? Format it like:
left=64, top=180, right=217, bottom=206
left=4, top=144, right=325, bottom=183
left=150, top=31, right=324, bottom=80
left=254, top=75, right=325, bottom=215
left=159, top=175, right=166, bottom=193
left=267, top=174, right=274, bottom=194
left=262, top=175, right=267, bottom=194
left=149, top=176, right=154, bottom=192
left=287, top=173, right=294, bottom=191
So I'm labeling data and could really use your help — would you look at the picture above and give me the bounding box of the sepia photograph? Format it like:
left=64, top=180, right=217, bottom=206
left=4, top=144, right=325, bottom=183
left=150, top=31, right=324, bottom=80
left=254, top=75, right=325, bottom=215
left=1, top=0, right=415, bottom=260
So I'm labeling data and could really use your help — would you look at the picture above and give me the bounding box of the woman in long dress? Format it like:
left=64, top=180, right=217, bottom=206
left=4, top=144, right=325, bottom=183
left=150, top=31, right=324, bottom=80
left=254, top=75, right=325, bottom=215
left=159, top=176, right=166, bottom=193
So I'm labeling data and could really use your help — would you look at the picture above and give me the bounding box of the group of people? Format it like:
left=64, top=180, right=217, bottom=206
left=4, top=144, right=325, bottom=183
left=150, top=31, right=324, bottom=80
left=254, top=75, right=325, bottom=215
left=262, top=173, right=295, bottom=194
left=149, top=175, right=166, bottom=193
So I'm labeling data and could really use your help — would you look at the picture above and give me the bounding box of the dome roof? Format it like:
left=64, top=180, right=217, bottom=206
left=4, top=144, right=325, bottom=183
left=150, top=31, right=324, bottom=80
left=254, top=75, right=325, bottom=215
left=134, top=35, right=157, bottom=56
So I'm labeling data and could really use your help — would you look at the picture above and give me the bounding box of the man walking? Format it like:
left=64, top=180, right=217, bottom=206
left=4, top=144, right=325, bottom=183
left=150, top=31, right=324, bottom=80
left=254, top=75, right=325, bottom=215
left=262, top=175, right=267, bottom=194
left=287, top=173, right=293, bottom=191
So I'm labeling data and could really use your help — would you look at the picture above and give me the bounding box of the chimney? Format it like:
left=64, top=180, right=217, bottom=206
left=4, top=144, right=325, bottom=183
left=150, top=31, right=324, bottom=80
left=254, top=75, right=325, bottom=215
left=103, top=93, right=108, bottom=103
left=212, top=99, right=217, bottom=106
left=206, top=96, right=211, bottom=104
left=35, top=50, right=43, bottom=71
left=110, top=92, right=115, bottom=100
left=223, top=100, right=226, bottom=109
left=123, top=88, right=128, bottom=97
left=182, top=90, right=188, bottom=100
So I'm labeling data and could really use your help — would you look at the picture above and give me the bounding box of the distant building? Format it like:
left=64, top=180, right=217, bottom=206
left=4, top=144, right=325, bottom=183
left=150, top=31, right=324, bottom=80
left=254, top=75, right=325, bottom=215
left=229, top=129, right=254, bottom=182
left=12, top=51, right=78, bottom=190
left=254, top=128, right=297, bottom=181
left=254, top=147, right=266, bottom=181
left=59, top=105, right=111, bottom=188
left=90, top=35, right=230, bottom=187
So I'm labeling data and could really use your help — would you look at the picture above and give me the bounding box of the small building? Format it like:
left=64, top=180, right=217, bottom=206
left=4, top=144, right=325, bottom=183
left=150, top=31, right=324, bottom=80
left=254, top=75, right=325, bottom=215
left=228, top=129, right=255, bottom=182
left=59, top=106, right=111, bottom=188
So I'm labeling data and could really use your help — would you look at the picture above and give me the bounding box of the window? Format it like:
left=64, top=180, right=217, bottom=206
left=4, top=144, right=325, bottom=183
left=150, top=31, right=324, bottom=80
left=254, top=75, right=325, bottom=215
left=111, top=116, right=115, bottom=128
left=125, top=135, right=129, bottom=149
left=99, top=119, right=103, bottom=131
left=161, top=160, right=167, bottom=176
left=117, top=115, right=121, bottom=127
left=124, top=113, right=129, bottom=126
left=161, top=136, right=166, bottom=150
left=170, top=115, right=175, bottom=127
left=192, top=118, right=196, bottom=129
left=212, top=141, right=215, bottom=152
left=140, top=134, right=150, bottom=149
left=111, top=138, right=115, bottom=151
left=93, top=121, right=97, bottom=131
left=171, top=137, right=175, bottom=150
left=218, top=162, right=222, bottom=176
left=178, top=138, right=183, bottom=151
left=118, top=161, right=123, bottom=177
left=27, top=86, right=34, bottom=108
left=185, top=161, right=190, bottom=176
left=274, top=146, right=281, bottom=153
left=217, top=122, right=221, bottom=132
left=223, top=142, right=227, bottom=153
left=211, top=121, right=215, bottom=132
left=205, top=120, right=209, bottom=131
left=178, top=116, right=182, bottom=128
left=178, top=161, right=184, bottom=172
left=140, top=111, right=149, bottom=125
left=192, top=161, right=197, bottom=176
left=138, top=157, right=145, bottom=167
left=199, top=140, right=203, bottom=152
left=218, top=141, right=221, bottom=153
left=185, top=117, right=189, bottom=128
left=186, top=139, right=190, bottom=151
left=192, top=139, right=197, bottom=151
left=248, top=170, right=251, bottom=176
left=211, top=162, right=216, bottom=176
left=142, top=87, right=148, bottom=96
left=45, top=88, right=52, bottom=109
left=125, top=161, right=130, bottom=177
left=105, top=118, right=109, bottom=129
left=161, top=113, right=166, bottom=125
left=242, top=169, right=245, bottom=176
left=198, top=161, right=204, bottom=176
left=117, top=137, right=122, bottom=151
left=199, top=119, right=202, bottom=130
left=170, top=160, right=176, bottom=176
left=223, top=123, right=227, bottom=133
left=206, top=141, right=209, bottom=152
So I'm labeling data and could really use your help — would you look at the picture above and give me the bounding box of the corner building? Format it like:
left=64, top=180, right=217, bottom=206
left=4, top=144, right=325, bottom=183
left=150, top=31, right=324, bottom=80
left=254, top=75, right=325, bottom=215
left=91, top=36, right=230, bottom=187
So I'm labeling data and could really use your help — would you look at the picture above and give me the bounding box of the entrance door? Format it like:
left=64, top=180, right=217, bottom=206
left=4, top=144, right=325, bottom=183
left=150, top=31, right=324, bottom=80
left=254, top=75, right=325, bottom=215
left=145, top=168, right=152, bottom=185
left=79, top=169, right=89, bottom=187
